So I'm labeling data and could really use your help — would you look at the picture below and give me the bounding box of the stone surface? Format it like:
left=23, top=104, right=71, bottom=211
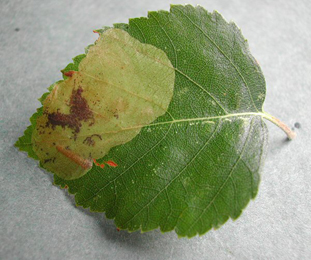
left=1, top=0, right=310, bottom=259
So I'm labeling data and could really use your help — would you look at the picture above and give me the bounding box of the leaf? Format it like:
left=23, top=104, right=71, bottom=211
left=31, top=28, right=175, bottom=180
left=16, top=5, right=295, bottom=237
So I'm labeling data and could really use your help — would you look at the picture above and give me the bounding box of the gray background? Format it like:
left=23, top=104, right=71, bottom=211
left=1, top=0, right=310, bottom=259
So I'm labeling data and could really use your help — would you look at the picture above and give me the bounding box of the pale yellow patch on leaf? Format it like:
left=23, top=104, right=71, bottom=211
left=32, top=28, right=175, bottom=180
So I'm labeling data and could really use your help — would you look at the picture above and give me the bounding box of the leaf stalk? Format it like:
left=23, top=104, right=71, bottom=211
left=263, top=113, right=296, bottom=140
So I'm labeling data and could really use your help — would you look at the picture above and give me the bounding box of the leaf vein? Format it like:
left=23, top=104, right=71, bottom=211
left=174, top=7, right=259, bottom=112
left=121, top=122, right=221, bottom=226
left=186, top=117, right=254, bottom=234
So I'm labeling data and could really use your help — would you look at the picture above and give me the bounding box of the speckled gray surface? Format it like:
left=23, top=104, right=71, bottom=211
left=1, top=0, right=310, bottom=259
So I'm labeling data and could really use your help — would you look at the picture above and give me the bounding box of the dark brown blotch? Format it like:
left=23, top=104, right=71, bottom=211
left=46, top=87, right=94, bottom=137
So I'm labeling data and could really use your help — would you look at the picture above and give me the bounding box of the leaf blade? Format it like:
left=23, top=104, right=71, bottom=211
left=19, top=5, right=269, bottom=237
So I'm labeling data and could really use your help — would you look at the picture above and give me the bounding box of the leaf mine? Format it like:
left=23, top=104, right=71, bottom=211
left=31, top=28, right=175, bottom=180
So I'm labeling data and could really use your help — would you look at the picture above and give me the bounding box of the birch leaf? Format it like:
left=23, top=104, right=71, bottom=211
left=16, top=5, right=295, bottom=237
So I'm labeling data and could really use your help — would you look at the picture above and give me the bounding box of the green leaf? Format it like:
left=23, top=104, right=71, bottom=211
left=16, top=4, right=295, bottom=237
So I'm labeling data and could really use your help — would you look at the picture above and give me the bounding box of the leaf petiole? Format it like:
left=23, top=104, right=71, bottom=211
left=262, top=112, right=296, bottom=140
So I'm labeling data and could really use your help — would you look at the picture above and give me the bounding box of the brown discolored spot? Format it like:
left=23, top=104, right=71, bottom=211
left=83, top=134, right=102, bottom=146
left=46, top=87, right=94, bottom=137
left=113, top=109, right=119, bottom=119
left=44, top=157, right=56, bottom=164
left=63, top=71, right=75, bottom=77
